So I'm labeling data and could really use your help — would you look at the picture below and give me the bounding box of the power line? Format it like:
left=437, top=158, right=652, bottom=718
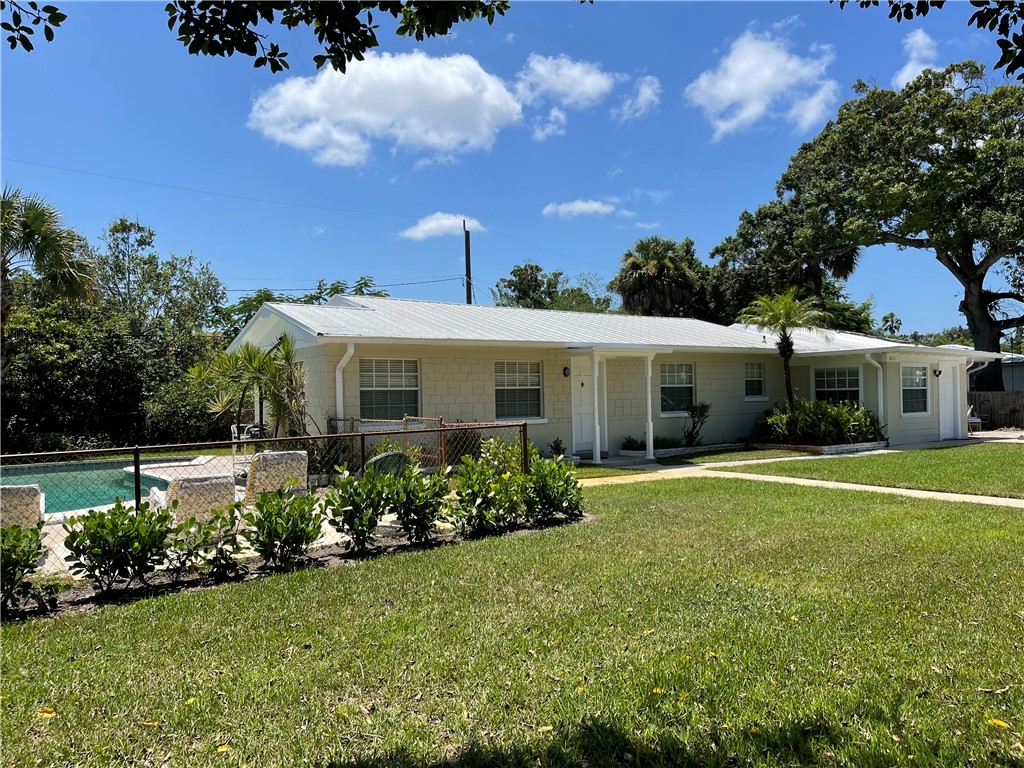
left=223, top=276, right=465, bottom=293
left=3, top=157, right=612, bottom=273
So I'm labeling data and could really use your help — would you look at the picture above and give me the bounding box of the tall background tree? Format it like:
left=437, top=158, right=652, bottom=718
left=710, top=200, right=875, bottom=333
left=492, top=263, right=611, bottom=313
left=1, top=186, right=93, bottom=376
left=608, top=236, right=715, bottom=320
left=777, top=61, right=1023, bottom=390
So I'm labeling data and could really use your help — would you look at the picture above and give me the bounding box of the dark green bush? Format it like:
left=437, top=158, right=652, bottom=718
left=166, top=503, right=246, bottom=582
left=1, top=522, right=59, bottom=612
left=528, top=452, right=584, bottom=525
left=322, top=469, right=390, bottom=553
left=751, top=399, right=886, bottom=445
left=63, top=500, right=176, bottom=592
left=682, top=401, right=712, bottom=446
left=451, top=438, right=528, bottom=536
left=392, top=466, right=451, bottom=544
left=622, top=435, right=684, bottom=451
left=244, top=489, right=322, bottom=569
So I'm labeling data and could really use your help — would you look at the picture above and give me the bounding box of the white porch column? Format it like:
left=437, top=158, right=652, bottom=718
left=645, top=355, right=655, bottom=460
left=592, top=352, right=602, bottom=464
left=600, top=359, right=609, bottom=453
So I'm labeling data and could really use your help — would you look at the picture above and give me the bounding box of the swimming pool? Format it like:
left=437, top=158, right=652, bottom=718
left=0, top=460, right=169, bottom=515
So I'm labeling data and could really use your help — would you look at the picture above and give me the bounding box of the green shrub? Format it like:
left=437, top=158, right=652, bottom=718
left=528, top=452, right=584, bottom=525
left=682, top=401, right=712, bottom=447
left=621, top=434, right=644, bottom=451
left=63, top=500, right=175, bottom=592
left=1, top=523, right=59, bottom=611
left=751, top=399, right=886, bottom=445
left=322, top=470, right=390, bottom=553
left=392, top=466, right=451, bottom=544
left=165, top=503, right=246, bottom=582
left=548, top=437, right=567, bottom=457
left=452, top=438, right=529, bottom=537
left=243, top=489, right=322, bottom=570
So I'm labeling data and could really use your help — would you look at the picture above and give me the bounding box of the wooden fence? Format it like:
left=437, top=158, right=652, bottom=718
left=968, top=391, right=1024, bottom=429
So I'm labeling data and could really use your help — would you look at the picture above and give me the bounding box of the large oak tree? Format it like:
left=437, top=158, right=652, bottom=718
left=778, top=61, right=1023, bottom=390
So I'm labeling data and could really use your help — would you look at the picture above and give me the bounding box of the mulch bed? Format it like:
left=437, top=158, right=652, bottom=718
left=2, top=515, right=591, bottom=623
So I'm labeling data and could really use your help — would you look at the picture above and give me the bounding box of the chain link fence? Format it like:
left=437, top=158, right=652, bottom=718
left=0, top=421, right=527, bottom=578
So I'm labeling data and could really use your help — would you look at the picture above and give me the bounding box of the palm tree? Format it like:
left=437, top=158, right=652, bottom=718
left=192, top=335, right=317, bottom=437
left=738, top=289, right=831, bottom=407
left=1, top=186, right=94, bottom=374
left=608, top=236, right=701, bottom=317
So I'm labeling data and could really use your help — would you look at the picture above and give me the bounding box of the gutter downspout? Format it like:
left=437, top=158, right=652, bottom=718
left=335, top=343, right=356, bottom=432
left=645, top=355, right=655, bottom=461
left=966, top=358, right=991, bottom=377
left=865, top=353, right=884, bottom=426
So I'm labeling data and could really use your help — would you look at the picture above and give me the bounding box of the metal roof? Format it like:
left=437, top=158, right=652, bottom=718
left=233, top=296, right=1001, bottom=359
left=262, top=296, right=778, bottom=352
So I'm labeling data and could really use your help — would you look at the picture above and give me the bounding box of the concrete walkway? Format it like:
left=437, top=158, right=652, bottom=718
left=578, top=440, right=1024, bottom=510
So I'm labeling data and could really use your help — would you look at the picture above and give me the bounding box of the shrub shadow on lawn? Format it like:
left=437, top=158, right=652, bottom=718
left=329, top=716, right=855, bottom=768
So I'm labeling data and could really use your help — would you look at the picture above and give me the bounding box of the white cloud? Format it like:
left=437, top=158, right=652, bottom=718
left=312, top=225, right=326, bottom=237
left=635, top=221, right=661, bottom=229
left=607, top=166, right=624, bottom=179
left=631, top=187, right=670, bottom=204
left=249, top=51, right=522, bottom=166
left=515, top=53, right=619, bottom=109
left=617, top=209, right=637, bottom=219
left=786, top=80, right=839, bottom=132
left=892, top=29, right=939, bottom=88
left=531, top=107, right=568, bottom=141
left=612, top=75, right=662, bottom=121
left=542, top=199, right=616, bottom=220
left=504, top=32, right=515, bottom=43
left=684, top=30, right=837, bottom=140
left=400, top=212, right=485, bottom=240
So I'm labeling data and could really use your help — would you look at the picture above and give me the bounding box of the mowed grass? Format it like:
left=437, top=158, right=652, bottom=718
left=716, top=442, right=1024, bottom=498
left=3, top=479, right=1023, bottom=767
left=658, top=447, right=812, bottom=466
left=574, top=465, right=652, bottom=479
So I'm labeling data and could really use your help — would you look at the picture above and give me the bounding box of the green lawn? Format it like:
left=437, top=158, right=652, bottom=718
left=574, top=464, right=652, bottom=479
left=715, top=442, right=1024, bottom=498
left=3, top=478, right=1022, bottom=767
left=658, top=447, right=812, bottom=466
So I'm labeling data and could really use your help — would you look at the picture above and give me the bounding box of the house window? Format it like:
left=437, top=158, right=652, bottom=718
left=744, top=362, right=765, bottom=399
left=495, top=361, right=542, bottom=419
left=359, top=359, right=419, bottom=420
left=901, top=365, right=929, bottom=414
left=814, top=367, right=860, bottom=403
left=661, top=363, right=694, bottom=414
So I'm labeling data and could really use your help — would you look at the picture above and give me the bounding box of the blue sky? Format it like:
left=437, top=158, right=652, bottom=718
left=0, top=1, right=1003, bottom=332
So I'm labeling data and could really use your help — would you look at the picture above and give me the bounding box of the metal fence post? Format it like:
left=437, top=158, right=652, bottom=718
left=521, top=422, right=529, bottom=474
left=133, top=446, right=142, bottom=509
left=360, top=433, right=366, bottom=476
left=439, top=419, right=447, bottom=469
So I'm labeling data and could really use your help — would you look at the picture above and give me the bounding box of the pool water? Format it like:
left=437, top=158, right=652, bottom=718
left=0, top=461, right=168, bottom=515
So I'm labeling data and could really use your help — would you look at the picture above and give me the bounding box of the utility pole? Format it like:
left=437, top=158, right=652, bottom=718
left=464, top=219, right=473, bottom=305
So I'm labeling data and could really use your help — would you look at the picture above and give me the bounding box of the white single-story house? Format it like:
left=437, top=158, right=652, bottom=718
left=229, top=296, right=1003, bottom=460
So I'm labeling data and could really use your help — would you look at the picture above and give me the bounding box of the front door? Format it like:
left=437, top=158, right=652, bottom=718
left=938, top=361, right=959, bottom=439
left=571, top=357, right=594, bottom=454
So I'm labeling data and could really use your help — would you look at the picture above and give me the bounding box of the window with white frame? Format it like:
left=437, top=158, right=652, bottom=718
left=814, top=367, right=860, bottom=403
left=660, top=362, right=694, bottom=414
left=359, top=359, right=419, bottom=420
left=901, top=365, right=929, bottom=414
left=495, top=361, right=542, bottom=419
left=744, top=362, right=765, bottom=399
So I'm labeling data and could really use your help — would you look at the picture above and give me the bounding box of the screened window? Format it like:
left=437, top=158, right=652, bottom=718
left=814, top=367, right=860, bottom=403
left=744, top=362, right=765, bottom=398
left=661, top=363, right=694, bottom=414
left=901, top=365, right=929, bottom=414
left=495, top=361, right=542, bottom=419
left=359, top=359, right=419, bottom=420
